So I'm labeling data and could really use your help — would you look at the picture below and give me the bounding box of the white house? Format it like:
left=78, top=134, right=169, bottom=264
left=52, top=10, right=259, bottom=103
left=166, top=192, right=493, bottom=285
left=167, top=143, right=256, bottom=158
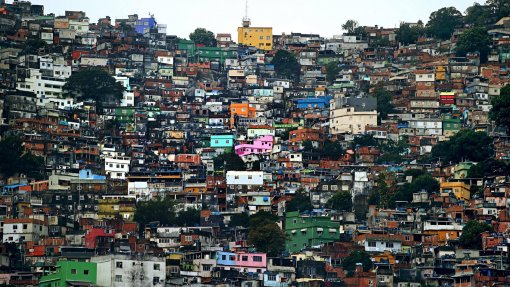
left=105, top=156, right=131, bottom=179
left=3, top=218, right=48, bottom=244
left=226, top=171, right=264, bottom=186
left=91, top=254, right=166, bottom=287
left=364, top=237, right=402, bottom=253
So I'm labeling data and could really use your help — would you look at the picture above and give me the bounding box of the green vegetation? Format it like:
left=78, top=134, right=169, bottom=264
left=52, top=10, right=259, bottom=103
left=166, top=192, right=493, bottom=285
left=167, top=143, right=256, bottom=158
left=326, top=191, right=352, bottom=211
left=64, top=68, right=125, bottom=112
left=271, top=50, right=301, bottom=81
left=373, top=88, right=396, bottom=123
left=490, top=85, right=510, bottom=132
left=342, top=250, right=373, bottom=277
left=456, top=27, right=491, bottom=62
left=325, top=61, right=341, bottom=84
left=286, top=189, right=314, bottom=212
left=426, top=7, right=463, bottom=40
left=213, top=152, right=246, bottom=171
left=431, top=130, right=494, bottom=163
left=396, top=23, right=424, bottom=45
left=247, top=211, right=286, bottom=256
left=459, top=221, right=493, bottom=249
left=189, top=28, right=217, bottom=47
left=0, top=136, right=45, bottom=180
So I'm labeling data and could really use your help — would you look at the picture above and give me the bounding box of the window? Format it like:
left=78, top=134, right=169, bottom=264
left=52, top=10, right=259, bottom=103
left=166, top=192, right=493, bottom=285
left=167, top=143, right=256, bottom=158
left=84, top=269, right=89, bottom=275
left=115, top=275, right=122, bottom=282
left=13, top=225, right=17, bottom=230
left=23, top=224, right=27, bottom=229
left=71, top=269, right=77, bottom=275
left=153, top=277, right=160, bottom=284
left=242, top=256, right=249, bottom=261
left=153, top=263, right=160, bottom=270
left=116, top=261, right=123, bottom=268
left=322, top=185, right=329, bottom=190
left=368, top=241, right=376, bottom=247
left=253, top=256, right=263, bottom=262
left=203, top=264, right=211, bottom=271
left=386, top=242, right=394, bottom=248
left=268, top=274, right=277, bottom=281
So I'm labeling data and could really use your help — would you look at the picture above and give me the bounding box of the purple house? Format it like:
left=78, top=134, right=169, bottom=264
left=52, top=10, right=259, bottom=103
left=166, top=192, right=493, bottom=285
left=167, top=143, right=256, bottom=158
left=135, top=16, right=157, bottom=34
left=235, top=135, right=273, bottom=157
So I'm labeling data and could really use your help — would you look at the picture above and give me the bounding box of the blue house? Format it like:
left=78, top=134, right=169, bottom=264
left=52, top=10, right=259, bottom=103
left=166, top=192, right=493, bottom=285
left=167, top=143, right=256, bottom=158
left=216, top=251, right=236, bottom=266
left=135, top=17, right=157, bottom=34
left=210, top=134, right=235, bottom=149
left=79, top=169, right=106, bottom=180
left=295, top=96, right=331, bottom=109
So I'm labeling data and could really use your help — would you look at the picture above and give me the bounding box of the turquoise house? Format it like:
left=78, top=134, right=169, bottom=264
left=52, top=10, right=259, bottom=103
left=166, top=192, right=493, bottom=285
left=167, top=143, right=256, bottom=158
left=210, top=134, right=235, bottom=149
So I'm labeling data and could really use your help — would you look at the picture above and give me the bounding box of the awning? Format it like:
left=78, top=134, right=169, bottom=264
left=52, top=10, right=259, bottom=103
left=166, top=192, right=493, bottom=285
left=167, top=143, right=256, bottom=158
left=291, top=230, right=296, bottom=234
left=317, top=228, right=323, bottom=232
left=329, top=228, right=337, bottom=233
left=301, top=228, right=307, bottom=232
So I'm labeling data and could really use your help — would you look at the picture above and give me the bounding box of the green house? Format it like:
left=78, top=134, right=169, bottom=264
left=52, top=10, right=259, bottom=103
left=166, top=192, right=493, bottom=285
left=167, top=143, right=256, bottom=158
left=197, top=47, right=238, bottom=64
left=210, top=134, right=235, bottom=148
left=285, top=211, right=341, bottom=253
left=442, top=115, right=461, bottom=137
left=40, top=261, right=97, bottom=287
left=178, top=39, right=197, bottom=56
left=115, top=107, right=135, bottom=124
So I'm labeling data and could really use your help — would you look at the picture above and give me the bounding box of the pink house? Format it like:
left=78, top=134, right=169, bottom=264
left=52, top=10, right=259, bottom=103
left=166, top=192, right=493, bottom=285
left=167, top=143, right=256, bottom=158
left=235, top=252, right=267, bottom=273
left=235, top=135, right=273, bottom=157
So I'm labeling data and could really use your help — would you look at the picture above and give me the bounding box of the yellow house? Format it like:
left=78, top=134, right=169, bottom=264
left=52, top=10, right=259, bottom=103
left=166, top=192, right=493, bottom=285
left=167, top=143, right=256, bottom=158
left=238, top=25, right=273, bottom=51
left=435, top=65, right=447, bottom=81
left=440, top=181, right=471, bottom=201
left=98, top=198, right=136, bottom=220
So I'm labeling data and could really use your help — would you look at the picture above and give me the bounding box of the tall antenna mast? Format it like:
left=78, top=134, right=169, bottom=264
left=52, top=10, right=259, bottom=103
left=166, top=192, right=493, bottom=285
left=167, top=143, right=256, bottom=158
left=244, top=0, right=248, bottom=20
left=242, top=0, right=251, bottom=27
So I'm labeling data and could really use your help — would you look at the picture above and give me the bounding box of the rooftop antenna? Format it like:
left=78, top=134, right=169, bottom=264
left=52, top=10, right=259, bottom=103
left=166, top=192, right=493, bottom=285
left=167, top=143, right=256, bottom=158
left=242, top=0, right=251, bottom=27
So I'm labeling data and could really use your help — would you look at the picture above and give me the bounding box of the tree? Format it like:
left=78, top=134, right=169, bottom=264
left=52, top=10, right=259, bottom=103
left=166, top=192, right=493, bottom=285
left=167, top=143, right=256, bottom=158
left=490, top=84, right=510, bottom=132
left=391, top=174, right=439, bottom=204
left=456, top=27, right=491, bottom=62
left=412, top=174, right=440, bottom=193
left=467, top=158, right=509, bottom=178
left=486, top=0, right=510, bottom=21
left=370, top=37, right=391, bottom=48
left=396, top=23, right=423, bottom=45
left=174, top=209, right=201, bottom=226
left=189, top=28, right=217, bottom=47
left=351, top=134, right=378, bottom=149
left=465, top=3, right=491, bottom=27
left=249, top=211, right=278, bottom=227
left=21, top=38, right=48, bottom=55
left=342, top=250, right=373, bottom=277
left=0, top=136, right=45, bottom=180
left=302, top=140, right=315, bottom=153
left=213, top=152, right=246, bottom=171
left=134, top=197, right=176, bottom=233
left=325, top=61, right=341, bottom=84
left=373, top=88, right=395, bottom=123
left=321, top=140, right=343, bottom=160
left=342, top=20, right=359, bottom=35
left=426, top=7, right=463, bottom=40
left=431, top=130, right=494, bottom=163
left=271, top=50, right=300, bottom=81
left=286, top=190, right=313, bottom=212
left=326, top=191, right=352, bottom=211
left=229, top=212, right=250, bottom=227
left=459, top=220, right=493, bottom=249
left=248, top=221, right=287, bottom=256
left=64, top=68, right=125, bottom=112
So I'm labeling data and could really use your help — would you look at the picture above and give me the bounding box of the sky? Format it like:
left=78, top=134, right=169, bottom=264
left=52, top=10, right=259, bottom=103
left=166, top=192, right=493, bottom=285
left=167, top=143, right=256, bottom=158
left=28, top=0, right=477, bottom=40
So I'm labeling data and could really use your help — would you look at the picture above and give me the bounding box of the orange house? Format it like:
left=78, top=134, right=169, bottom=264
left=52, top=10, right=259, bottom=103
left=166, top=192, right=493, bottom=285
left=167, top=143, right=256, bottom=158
left=230, top=103, right=256, bottom=128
